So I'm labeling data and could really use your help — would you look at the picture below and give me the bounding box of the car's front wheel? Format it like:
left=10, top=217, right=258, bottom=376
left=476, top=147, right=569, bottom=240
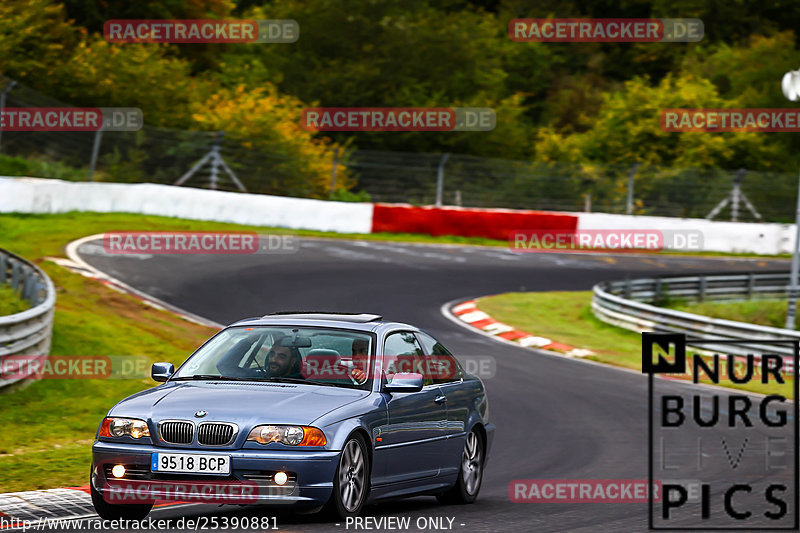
left=325, top=434, right=370, bottom=518
left=90, top=467, right=153, bottom=520
left=437, top=428, right=484, bottom=505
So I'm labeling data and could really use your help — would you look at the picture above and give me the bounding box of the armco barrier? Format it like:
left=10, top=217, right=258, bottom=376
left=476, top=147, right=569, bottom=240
left=0, top=249, right=55, bottom=390
left=592, top=272, right=799, bottom=360
left=371, top=204, right=579, bottom=240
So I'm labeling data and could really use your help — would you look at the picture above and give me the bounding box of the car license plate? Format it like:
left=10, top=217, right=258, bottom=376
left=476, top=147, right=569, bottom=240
left=151, top=453, right=230, bottom=474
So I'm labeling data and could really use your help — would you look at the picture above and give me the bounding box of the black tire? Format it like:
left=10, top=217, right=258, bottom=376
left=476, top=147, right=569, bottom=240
left=90, top=467, right=153, bottom=520
left=323, top=434, right=370, bottom=519
left=436, top=428, right=484, bottom=505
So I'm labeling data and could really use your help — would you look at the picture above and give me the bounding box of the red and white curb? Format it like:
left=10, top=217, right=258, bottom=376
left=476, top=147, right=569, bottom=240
left=450, top=300, right=595, bottom=358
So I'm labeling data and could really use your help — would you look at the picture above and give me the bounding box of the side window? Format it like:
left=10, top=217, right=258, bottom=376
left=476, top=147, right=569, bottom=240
left=416, top=332, right=464, bottom=384
left=382, top=331, right=431, bottom=386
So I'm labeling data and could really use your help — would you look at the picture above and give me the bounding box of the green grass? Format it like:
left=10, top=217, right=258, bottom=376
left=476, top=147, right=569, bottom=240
left=668, top=298, right=794, bottom=329
left=0, top=212, right=512, bottom=258
left=0, top=210, right=791, bottom=260
left=0, top=284, right=28, bottom=315
left=477, top=291, right=793, bottom=398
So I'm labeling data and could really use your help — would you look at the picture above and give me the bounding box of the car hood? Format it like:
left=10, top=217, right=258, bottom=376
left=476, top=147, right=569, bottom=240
left=110, top=381, right=369, bottom=427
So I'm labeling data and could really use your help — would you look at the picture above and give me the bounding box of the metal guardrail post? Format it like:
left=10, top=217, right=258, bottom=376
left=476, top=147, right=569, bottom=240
left=0, top=80, right=17, bottom=152
left=625, top=163, right=639, bottom=215
left=698, top=276, right=707, bottom=302
left=786, top=165, right=800, bottom=329
left=87, top=125, right=103, bottom=181
left=434, top=153, right=450, bottom=207
left=10, top=261, right=19, bottom=290
left=653, top=278, right=662, bottom=305
left=330, top=146, right=340, bottom=195
left=747, top=272, right=754, bottom=299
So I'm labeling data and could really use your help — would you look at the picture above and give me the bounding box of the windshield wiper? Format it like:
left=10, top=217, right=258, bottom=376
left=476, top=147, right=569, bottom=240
left=263, top=377, right=311, bottom=384
left=172, top=374, right=242, bottom=381
left=265, top=377, right=363, bottom=389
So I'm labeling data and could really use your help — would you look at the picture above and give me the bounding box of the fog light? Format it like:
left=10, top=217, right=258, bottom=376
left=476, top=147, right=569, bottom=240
left=111, top=464, right=126, bottom=479
left=274, top=471, right=288, bottom=486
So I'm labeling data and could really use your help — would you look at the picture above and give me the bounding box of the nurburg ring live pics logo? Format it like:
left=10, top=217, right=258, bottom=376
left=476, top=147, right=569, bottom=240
left=643, top=333, right=799, bottom=529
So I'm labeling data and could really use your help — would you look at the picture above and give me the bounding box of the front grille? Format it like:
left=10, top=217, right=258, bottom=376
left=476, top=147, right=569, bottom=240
left=159, top=421, right=194, bottom=444
left=198, top=422, right=237, bottom=446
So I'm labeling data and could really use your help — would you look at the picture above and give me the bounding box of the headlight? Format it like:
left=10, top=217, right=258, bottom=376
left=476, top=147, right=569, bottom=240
left=99, top=417, right=150, bottom=439
left=247, top=425, right=326, bottom=446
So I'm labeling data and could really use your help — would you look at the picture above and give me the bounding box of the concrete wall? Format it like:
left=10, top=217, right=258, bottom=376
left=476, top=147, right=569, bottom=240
left=0, top=177, right=792, bottom=254
left=575, top=212, right=792, bottom=254
left=0, top=177, right=374, bottom=234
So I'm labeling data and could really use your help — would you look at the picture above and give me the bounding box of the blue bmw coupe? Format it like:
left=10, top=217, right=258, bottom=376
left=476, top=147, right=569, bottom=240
left=90, top=312, right=494, bottom=520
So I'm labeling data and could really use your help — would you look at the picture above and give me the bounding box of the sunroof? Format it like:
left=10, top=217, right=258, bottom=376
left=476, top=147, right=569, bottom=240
left=261, top=312, right=383, bottom=323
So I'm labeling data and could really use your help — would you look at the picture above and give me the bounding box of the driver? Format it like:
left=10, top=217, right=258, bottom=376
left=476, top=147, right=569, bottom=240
left=262, top=335, right=303, bottom=379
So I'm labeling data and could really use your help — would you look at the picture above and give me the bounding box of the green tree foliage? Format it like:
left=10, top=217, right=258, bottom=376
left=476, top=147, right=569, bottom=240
left=2, top=0, right=800, bottom=195
left=0, top=0, right=80, bottom=85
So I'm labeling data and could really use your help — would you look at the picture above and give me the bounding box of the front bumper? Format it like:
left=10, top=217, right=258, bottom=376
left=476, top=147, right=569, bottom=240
left=92, top=441, right=339, bottom=507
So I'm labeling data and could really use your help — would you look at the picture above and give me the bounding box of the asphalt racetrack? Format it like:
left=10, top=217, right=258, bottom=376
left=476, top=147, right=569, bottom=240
left=72, top=238, right=792, bottom=532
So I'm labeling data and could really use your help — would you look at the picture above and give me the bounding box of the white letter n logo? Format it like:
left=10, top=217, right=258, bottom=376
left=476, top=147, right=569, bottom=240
left=642, top=333, right=686, bottom=374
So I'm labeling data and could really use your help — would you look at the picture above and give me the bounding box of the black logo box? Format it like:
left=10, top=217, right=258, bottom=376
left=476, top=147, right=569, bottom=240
left=644, top=334, right=799, bottom=531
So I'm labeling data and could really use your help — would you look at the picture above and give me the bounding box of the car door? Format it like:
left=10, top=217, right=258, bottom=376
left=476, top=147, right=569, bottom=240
left=416, top=331, right=470, bottom=477
left=375, top=331, right=448, bottom=485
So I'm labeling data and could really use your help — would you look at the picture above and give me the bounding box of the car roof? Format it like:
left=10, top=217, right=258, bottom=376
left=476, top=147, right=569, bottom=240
left=228, top=312, right=417, bottom=333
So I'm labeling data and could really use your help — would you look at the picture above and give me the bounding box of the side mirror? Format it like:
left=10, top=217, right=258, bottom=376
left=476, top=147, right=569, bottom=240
left=383, top=372, right=423, bottom=393
left=152, top=362, right=175, bottom=382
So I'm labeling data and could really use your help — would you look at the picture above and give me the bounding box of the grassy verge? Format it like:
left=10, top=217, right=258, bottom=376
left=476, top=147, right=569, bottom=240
left=0, top=284, right=28, bottom=315
left=477, top=291, right=793, bottom=397
left=667, top=298, right=793, bottom=329
left=0, top=212, right=511, bottom=257
left=0, top=210, right=791, bottom=259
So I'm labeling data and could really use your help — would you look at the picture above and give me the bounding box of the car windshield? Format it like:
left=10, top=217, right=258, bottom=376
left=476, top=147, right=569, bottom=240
left=172, top=326, right=374, bottom=390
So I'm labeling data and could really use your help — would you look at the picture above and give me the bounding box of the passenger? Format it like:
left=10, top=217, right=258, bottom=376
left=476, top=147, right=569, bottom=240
left=350, top=338, right=369, bottom=384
